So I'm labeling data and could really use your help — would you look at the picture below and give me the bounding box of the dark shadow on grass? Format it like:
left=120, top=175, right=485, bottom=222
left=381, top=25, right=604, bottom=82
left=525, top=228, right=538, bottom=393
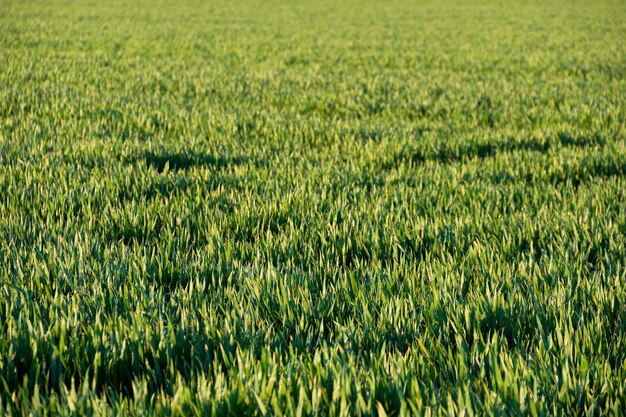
left=143, top=150, right=249, bottom=173
left=548, top=157, right=626, bottom=188
left=381, top=132, right=608, bottom=171
left=557, top=131, right=607, bottom=148
left=381, top=137, right=550, bottom=170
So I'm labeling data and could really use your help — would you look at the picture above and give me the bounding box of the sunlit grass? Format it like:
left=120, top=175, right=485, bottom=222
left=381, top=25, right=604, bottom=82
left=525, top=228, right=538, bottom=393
left=0, top=0, right=625, bottom=415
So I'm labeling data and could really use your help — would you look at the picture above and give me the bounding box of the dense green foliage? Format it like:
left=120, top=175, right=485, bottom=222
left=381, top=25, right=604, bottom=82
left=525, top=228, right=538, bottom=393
left=1, top=0, right=625, bottom=415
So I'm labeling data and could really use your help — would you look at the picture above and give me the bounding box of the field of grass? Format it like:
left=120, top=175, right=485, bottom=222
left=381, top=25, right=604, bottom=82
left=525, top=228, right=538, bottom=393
left=1, top=0, right=625, bottom=415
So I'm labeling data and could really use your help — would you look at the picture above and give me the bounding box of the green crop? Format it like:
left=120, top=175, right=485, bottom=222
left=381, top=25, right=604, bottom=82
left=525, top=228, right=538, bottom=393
left=1, top=0, right=625, bottom=415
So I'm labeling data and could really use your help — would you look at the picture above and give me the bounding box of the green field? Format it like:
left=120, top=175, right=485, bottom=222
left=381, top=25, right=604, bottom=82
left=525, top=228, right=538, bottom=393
left=1, top=0, right=625, bottom=415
